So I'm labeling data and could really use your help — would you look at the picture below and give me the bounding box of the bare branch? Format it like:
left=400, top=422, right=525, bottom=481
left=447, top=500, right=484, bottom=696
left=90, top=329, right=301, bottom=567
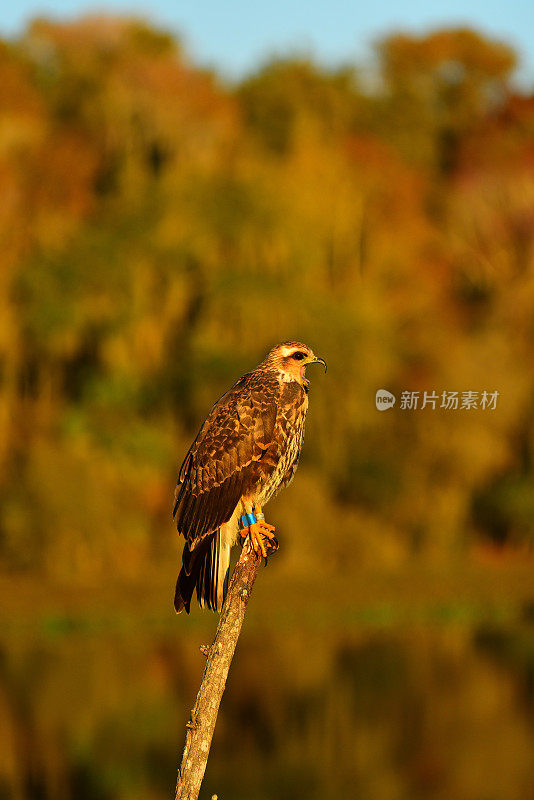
left=174, top=542, right=263, bottom=800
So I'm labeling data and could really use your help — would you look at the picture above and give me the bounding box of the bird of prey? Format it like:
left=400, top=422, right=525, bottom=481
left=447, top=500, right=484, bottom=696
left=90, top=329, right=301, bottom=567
left=172, top=341, right=326, bottom=613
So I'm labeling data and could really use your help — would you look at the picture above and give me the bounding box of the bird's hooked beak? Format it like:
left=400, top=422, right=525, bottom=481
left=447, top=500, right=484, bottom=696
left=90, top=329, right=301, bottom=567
left=310, top=355, right=327, bottom=373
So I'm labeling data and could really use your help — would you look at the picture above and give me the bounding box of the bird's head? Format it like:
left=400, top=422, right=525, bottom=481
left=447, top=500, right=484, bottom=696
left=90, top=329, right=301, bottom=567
left=263, top=341, right=327, bottom=386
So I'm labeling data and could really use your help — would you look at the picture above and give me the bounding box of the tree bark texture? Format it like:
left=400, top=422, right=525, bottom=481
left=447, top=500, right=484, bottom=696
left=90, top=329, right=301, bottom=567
left=175, top=542, right=262, bottom=800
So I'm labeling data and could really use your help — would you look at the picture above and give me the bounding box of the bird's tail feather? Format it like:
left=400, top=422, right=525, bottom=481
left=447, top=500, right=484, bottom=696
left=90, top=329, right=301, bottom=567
left=174, top=529, right=230, bottom=614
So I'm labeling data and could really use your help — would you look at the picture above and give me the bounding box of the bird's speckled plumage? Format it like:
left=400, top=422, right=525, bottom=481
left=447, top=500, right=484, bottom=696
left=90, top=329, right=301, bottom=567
left=172, top=341, right=323, bottom=614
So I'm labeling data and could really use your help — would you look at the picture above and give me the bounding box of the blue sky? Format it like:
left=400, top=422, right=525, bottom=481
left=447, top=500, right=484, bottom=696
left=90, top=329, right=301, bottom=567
left=1, top=0, right=533, bottom=84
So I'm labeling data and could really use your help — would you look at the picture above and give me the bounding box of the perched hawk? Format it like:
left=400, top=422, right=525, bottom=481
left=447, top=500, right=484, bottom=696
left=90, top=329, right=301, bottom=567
left=173, top=341, right=326, bottom=613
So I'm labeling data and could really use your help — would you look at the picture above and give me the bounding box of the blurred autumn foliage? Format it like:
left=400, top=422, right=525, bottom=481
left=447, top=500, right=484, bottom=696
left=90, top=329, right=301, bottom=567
left=0, top=16, right=533, bottom=585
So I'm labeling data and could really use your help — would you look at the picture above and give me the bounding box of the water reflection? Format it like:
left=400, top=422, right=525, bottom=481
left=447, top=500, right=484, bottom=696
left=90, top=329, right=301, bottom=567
left=1, top=617, right=533, bottom=800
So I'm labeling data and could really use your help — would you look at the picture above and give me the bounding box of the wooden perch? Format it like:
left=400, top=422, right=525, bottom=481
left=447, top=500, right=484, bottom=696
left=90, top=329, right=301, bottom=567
left=175, top=542, right=263, bottom=800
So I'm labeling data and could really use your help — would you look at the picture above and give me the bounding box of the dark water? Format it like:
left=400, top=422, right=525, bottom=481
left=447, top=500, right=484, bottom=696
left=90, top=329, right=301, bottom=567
left=1, top=612, right=533, bottom=800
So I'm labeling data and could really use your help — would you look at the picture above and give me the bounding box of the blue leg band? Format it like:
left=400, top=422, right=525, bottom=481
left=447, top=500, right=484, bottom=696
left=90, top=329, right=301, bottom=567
left=240, top=512, right=257, bottom=529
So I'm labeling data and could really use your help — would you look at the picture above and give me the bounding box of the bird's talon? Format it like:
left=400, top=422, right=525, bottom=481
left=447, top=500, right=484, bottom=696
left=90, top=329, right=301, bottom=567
left=239, top=517, right=278, bottom=559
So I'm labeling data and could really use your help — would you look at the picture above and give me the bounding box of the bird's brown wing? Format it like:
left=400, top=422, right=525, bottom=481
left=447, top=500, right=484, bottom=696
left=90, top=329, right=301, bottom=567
left=173, top=371, right=279, bottom=549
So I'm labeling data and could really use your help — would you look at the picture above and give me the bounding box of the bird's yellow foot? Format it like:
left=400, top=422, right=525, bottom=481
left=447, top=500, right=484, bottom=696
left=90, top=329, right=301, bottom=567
left=242, top=520, right=277, bottom=558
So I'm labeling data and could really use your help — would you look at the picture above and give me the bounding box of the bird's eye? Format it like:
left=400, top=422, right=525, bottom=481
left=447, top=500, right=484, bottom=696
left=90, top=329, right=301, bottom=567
left=292, top=351, right=306, bottom=360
